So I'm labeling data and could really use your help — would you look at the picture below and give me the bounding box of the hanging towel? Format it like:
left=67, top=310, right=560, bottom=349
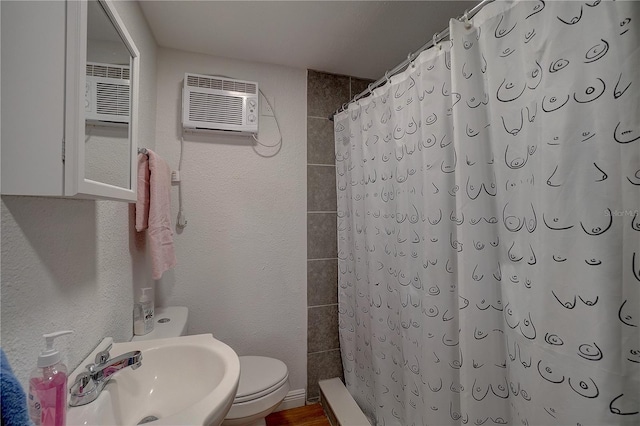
left=1, top=349, right=33, bottom=426
left=136, top=152, right=151, bottom=232
left=135, top=149, right=177, bottom=280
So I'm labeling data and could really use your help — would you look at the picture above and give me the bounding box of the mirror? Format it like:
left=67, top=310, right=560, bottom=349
left=84, top=0, right=133, bottom=190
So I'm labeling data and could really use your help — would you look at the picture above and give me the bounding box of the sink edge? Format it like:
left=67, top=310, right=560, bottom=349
left=67, top=334, right=241, bottom=426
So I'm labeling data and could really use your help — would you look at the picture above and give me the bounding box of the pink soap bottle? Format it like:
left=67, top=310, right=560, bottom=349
left=28, top=331, right=73, bottom=426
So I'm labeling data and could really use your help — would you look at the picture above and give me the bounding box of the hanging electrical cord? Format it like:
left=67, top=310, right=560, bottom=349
left=176, top=135, right=187, bottom=228
left=251, top=88, right=283, bottom=157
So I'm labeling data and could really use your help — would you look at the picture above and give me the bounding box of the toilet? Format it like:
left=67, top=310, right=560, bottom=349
left=133, top=307, right=290, bottom=426
left=222, top=356, right=289, bottom=426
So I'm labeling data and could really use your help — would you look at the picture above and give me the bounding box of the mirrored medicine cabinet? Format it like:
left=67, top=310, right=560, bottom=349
left=1, top=0, right=140, bottom=201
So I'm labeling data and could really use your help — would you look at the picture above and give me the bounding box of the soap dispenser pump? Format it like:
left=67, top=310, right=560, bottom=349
left=134, top=287, right=154, bottom=335
left=28, top=330, right=73, bottom=426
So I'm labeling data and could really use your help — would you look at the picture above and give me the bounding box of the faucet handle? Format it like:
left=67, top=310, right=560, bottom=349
left=70, top=371, right=96, bottom=395
left=69, top=371, right=98, bottom=406
left=94, top=343, right=113, bottom=366
left=73, top=371, right=93, bottom=389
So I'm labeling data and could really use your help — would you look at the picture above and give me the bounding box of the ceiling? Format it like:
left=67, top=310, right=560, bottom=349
left=139, top=1, right=479, bottom=81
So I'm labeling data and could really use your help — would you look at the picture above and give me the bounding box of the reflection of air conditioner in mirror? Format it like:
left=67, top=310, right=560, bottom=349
left=85, top=62, right=130, bottom=124
left=182, top=73, right=258, bottom=135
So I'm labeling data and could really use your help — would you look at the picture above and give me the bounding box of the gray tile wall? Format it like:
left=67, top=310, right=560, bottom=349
left=306, top=70, right=373, bottom=402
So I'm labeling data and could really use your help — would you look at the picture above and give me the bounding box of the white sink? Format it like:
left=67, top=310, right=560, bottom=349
left=67, top=334, right=240, bottom=426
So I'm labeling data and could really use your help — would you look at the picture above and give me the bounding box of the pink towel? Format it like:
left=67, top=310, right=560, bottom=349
left=136, top=153, right=150, bottom=232
left=135, top=150, right=177, bottom=280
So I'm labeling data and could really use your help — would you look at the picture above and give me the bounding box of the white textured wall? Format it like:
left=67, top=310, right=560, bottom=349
left=154, top=48, right=308, bottom=391
left=0, top=1, right=157, bottom=388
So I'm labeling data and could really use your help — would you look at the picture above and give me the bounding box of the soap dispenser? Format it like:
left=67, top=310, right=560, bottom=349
left=134, top=287, right=154, bottom=335
left=28, top=330, right=73, bottom=426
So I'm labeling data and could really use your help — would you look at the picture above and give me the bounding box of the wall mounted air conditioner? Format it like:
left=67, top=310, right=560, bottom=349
left=85, top=62, right=130, bottom=124
left=182, top=73, right=259, bottom=134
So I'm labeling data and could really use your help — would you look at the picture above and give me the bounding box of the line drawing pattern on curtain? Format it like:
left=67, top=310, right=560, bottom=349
left=334, top=1, right=639, bottom=425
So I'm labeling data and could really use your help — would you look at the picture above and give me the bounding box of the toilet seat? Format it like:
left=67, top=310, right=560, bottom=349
left=224, top=356, right=291, bottom=424
left=234, top=356, right=289, bottom=403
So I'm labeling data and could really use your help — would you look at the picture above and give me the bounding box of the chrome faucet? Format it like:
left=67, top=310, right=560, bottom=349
left=69, top=344, right=142, bottom=407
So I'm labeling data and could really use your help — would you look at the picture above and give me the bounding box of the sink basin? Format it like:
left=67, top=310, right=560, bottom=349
left=67, top=334, right=240, bottom=425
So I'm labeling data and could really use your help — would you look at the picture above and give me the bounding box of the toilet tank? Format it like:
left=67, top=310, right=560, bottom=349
left=131, top=306, right=189, bottom=341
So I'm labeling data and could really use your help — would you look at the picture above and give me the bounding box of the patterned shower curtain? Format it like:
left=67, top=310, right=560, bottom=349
left=334, top=1, right=639, bottom=425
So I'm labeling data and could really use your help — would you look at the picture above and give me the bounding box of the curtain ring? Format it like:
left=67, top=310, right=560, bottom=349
left=408, top=52, right=416, bottom=68
left=385, top=70, right=391, bottom=84
left=463, top=10, right=473, bottom=30
left=433, top=33, right=441, bottom=51
left=368, top=83, right=374, bottom=94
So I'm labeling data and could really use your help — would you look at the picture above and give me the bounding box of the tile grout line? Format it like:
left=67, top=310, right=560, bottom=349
left=308, top=303, right=338, bottom=309
left=308, top=348, right=341, bottom=355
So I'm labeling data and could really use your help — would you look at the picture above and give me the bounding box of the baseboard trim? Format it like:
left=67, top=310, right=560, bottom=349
left=274, top=388, right=306, bottom=412
left=319, top=378, right=371, bottom=426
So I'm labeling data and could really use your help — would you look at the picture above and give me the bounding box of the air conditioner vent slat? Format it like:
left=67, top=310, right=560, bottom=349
left=96, top=82, right=130, bottom=116
left=185, top=74, right=257, bottom=95
left=188, top=93, right=243, bottom=125
left=86, top=62, right=130, bottom=81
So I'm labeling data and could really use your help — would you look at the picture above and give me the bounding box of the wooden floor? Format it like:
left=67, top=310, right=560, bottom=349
left=265, top=403, right=331, bottom=426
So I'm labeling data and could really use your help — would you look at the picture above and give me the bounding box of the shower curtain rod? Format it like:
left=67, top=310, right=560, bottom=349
left=330, top=0, right=495, bottom=120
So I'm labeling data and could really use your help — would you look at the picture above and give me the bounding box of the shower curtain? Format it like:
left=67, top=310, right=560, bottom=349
left=334, top=1, right=639, bottom=425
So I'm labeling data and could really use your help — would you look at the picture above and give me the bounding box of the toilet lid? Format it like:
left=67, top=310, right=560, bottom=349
left=234, top=356, right=289, bottom=403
